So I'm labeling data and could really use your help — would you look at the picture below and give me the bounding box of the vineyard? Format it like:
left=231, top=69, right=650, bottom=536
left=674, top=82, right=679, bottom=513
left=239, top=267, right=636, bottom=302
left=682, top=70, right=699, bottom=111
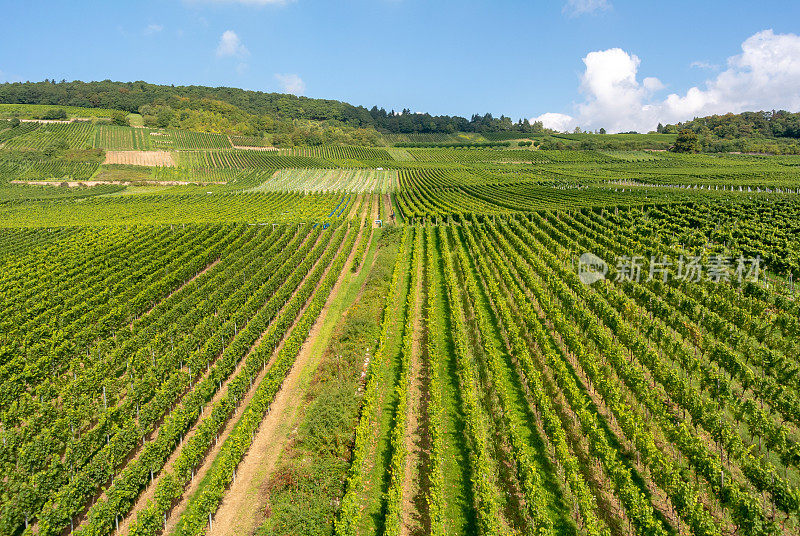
left=335, top=208, right=800, bottom=536
left=174, top=150, right=331, bottom=170
left=0, top=103, right=117, bottom=120
left=228, top=135, right=272, bottom=148
left=4, top=122, right=95, bottom=150
left=148, top=131, right=233, bottom=151
left=251, top=168, right=399, bottom=193
left=95, top=126, right=152, bottom=151
left=288, top=145, right=394, bottom=165
left=3, top=111, right=800, bottom=536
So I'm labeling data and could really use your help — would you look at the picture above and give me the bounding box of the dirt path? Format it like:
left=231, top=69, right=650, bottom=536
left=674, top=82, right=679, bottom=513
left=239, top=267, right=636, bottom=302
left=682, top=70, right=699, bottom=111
left=400, top=239, right=430, bottom=536
left=10, top=179, right=223, bottom=187
left=210, top=223, right=365, bottom=536
left=383, top=194, right=395, bottom=225
left=116, top=231, right=323, bottom=536
left=348, top=193, right=364, bottom=221
left=371, top=193, right=381, bottom=228
left=20, top=118, right=74, bottom=124
left=228, top=134, right=280, bottom=151
left=231, top=146, right=279, bottom=151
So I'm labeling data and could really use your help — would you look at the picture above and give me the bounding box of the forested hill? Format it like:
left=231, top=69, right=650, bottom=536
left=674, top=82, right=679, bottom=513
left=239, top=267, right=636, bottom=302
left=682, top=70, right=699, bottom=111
left=661, top=110, right=800, bottom=139
left=0, top=79, right=539, bottom=134
left=4, top=80, right=798, bottom=153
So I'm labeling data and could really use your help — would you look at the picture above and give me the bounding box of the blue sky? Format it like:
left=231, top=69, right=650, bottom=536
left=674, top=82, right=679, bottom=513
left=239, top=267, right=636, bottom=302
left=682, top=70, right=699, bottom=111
left=2, top=0, right=800, bottom=132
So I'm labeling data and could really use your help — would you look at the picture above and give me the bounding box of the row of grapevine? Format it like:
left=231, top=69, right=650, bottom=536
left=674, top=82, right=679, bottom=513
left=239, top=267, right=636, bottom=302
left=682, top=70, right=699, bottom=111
left=94, top=125, right=151, bottom=150
left=383, top=227, right=422, bottom=534
left=335, top=226, right=410, bottom=535
left=0, top=192, right=346, bottom=227
left=436, top=224, right=506, bottom=534
left=130, top=221, right=355, bottom=536
left=149, top=130, right=233, bottom=150
left=1, top=225, right=248, bottom=534
left=330, top=204, right=800, bottom=535
left=449, top=222, right=613, bottom=535
left=175, top=150, right=331, bottom=170
left=0, top=157, right=100, bottom=181
left=0, top=104, right=117, bottom=119
left=484, top=218, right=722, bottom=534
left=228, top=135, right=271, bottom=147
left=250, top=168, right=398, bottom=194
left=0, top=122, right=41, bottom=143
left=557, top=211, right=800, bottom=519
left=498, top=210, right=797, bottom=533
left=290, top=145, right=391, bottom=161
left=59, top=226, right=326, bottom=536
left=4, top=121, right=95, bottom=150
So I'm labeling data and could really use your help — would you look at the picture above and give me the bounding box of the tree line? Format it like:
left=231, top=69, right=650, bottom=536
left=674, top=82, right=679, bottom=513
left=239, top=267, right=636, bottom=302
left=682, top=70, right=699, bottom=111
left=0, top=80, right=543, bottom=135
left=659, top=110, right=800, bottom=139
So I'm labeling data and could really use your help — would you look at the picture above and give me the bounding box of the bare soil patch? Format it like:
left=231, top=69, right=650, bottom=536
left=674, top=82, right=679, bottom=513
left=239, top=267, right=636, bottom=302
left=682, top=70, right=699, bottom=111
left=383, top=194, right=396, bottom=224
left=104, top=150, right=175, bottom=167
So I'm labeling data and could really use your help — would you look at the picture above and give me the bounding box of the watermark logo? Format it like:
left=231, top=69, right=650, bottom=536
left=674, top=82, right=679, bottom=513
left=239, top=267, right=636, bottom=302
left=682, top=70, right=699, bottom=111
left=578, top=252, right=608, bottom=285
left=577, top=252, right=762, bottom=285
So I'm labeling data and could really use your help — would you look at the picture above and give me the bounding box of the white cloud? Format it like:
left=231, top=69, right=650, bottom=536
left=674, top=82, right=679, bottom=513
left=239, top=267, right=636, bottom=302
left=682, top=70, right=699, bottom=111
left=533, top=112, right=576, bottom=132
left=216, top=30, right=249, bottom=57
left=572, top=48, right=665, bottom=132
left=690, top=60, right=719, bottom=70
left=274, top=73, right=305, bottom=95
left=535, top=30, right=800, bottom=133
left=145, top=24, right=163, bottom=34
left=642, top=77, right=665, bottom=92
left=563, top=0, right=610, bottom=17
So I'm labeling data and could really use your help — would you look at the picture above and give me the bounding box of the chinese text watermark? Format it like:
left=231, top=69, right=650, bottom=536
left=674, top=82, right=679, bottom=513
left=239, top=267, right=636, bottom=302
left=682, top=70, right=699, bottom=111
left=578, top=253, right=761, bottom=285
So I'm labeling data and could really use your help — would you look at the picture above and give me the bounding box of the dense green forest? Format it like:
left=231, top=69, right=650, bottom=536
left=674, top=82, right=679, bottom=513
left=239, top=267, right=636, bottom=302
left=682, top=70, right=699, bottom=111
left=0, top=80, right=540, bottom=135
left=661, top=110, right=800, bottom=139
left=656, top=110, right=800, bottom=153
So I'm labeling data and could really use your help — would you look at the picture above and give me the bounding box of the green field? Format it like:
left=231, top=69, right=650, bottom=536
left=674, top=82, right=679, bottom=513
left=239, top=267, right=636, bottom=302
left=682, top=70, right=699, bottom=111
left=3, top=107, right=800, bottom=536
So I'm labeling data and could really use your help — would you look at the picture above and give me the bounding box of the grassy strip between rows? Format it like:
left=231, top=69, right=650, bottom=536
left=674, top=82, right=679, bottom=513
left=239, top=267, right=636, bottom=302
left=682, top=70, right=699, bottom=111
left=335, top=227, right=409, bottom=536
left=255, top=226, right=400, bottom=535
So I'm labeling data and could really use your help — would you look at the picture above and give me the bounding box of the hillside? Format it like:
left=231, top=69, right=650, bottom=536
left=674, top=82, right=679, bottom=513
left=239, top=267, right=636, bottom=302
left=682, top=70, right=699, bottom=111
left=4, top=91, right=800, bottom=536
left=4, top=81, right=800, bottom=154
left=0, top=80, right=538, bottom=138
